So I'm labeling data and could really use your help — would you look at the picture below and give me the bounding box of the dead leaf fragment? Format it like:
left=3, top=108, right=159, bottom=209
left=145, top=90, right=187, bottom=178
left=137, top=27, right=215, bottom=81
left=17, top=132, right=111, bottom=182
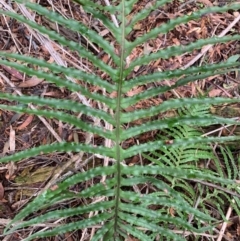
left=0, top=183, right=4, bottom=200
left=1, top=65, right=23, bottom=80
left=18, top=77, right=44, bottom=88
left=65, top=233, right=74, bottom=241
left=50, top=185, right=59, bottom=191
left=17, top=115, right=34, bottom=130
left=169, top=207, right=175, bottom=217
left=208, top=89, right=222, bottom=97
left=6, top=162, right=17, bottom=180
left=126, top=86, right=144, bottom=97
left=109, top=91, right=117, bottom=98
left=10, top=113, right=24, bottom=124
left=237, top=223, right=240, bottom=236
left=2, top=139, right=9, bottom=155
left=9, top=125, right=15, bottom=152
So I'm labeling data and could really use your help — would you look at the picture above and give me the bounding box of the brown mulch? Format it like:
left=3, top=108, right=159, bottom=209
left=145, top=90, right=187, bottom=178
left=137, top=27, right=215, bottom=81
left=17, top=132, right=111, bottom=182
left=0, top=0, right=240, bottom=240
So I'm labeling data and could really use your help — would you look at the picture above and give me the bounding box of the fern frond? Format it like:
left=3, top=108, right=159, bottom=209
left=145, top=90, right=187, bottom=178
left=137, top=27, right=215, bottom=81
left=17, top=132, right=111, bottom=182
left=0, top=143, right=114, bottom=163
left=122, top=116, right=240, bottom=140
left=0, top=104, right=114, bottom=139
left=0, top=52, right=115, bottom=92
left=0, top=93, right=114, bottom=124
left=121, top=97, right=240, bottom=121
left=123, top=60, right=240, bottom=91
left=1, top=0, right=240, bottom=240
left=0, top=58, right=114, bottom=107
left=143, top=104, right=240, bottom=235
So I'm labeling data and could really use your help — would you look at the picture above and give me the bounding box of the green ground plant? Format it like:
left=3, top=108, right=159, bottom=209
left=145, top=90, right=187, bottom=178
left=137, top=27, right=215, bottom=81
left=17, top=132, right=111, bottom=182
left=0, top=0, right=240, bottom=240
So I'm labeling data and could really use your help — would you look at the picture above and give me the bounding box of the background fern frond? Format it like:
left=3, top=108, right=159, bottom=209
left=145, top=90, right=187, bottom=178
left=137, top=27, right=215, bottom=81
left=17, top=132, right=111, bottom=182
left=144, top=105, right=240, bottom=234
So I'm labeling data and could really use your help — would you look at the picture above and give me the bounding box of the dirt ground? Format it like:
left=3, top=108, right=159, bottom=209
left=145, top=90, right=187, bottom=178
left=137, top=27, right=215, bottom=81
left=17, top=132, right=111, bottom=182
left=0, top=0, right=240, bottom=240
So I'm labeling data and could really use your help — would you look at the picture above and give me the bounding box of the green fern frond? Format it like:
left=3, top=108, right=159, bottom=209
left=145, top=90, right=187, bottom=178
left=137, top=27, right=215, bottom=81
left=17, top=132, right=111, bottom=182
left=144, top=104, right=240, bottom=232
left=0, top=0, right=240, bottom=240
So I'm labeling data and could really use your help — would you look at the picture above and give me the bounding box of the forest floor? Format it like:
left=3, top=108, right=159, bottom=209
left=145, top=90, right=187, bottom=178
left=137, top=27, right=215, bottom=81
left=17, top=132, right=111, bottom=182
left=0, top=0, right=240, bottom=240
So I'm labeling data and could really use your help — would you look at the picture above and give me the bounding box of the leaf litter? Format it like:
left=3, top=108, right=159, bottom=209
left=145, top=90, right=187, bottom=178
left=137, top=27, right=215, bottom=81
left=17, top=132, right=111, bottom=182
left=0, top=0, right=240, bottom=240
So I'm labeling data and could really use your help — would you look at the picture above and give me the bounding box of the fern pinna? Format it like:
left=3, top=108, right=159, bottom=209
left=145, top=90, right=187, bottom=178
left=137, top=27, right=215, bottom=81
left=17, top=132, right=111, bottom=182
left=0, top=0, right=240, bottom=240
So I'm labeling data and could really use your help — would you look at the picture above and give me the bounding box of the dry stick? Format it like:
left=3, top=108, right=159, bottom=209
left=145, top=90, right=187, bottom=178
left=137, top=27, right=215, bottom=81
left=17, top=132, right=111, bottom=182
left=104, top=0, right=119, bottom=27
left=190, top=179, right=240, bottom=198
left=182, top=13, right=240, bottom=70
left=202, top=118, right=239, bottom=136
left=2, top=15, right=22, bottom=54
left=216, top=204, right=233, bottom=241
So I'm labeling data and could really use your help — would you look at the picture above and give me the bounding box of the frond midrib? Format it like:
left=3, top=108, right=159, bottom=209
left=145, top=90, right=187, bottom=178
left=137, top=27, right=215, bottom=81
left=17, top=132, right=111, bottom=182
left=112, top=1, right=127, bottom=239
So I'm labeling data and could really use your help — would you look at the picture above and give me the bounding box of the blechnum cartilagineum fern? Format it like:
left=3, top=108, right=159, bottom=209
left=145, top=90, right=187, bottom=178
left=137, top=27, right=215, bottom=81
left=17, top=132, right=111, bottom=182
left=0, top=0, right=240, bottom=240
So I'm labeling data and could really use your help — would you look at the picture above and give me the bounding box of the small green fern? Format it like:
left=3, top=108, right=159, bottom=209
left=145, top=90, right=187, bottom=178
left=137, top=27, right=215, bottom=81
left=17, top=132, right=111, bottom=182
left=144, top=105, right=240, bottom=239
left=0, top=0, right=240, bottom=240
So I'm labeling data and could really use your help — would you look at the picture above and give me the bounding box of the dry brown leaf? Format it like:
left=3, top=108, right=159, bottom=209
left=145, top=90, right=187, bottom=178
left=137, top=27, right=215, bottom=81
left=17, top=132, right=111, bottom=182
left=169, top=207, right=175, bottom=217
left=18, top=77, right=44, bottom=88
left=233, top=11, right=240, bottom=17
left=10, top=113, right=24, bottom=124
left=237, top=224, right=240, bottom=236
left=172, top=38, right=180, bottom=45
left=109, top=91, right=117, bottom=98
left=0, top=77, right=5, bottom=86
left=207, top=74, right=219, bottom=81
left=9, top=125, right=15, bottom=152
left=225, top=232, right=233, bottom=239
left=102, top=54, right=109, bottom=64
left=126, top=237, right=139, bottom=241
left=126, top=86, right=144, bottom=97
left=50, top=185, right=59, bottom=191
left=143, top=43, right=153, bottom=55
left=11, top=200, right=28, bottom=210
left=43, top=91, right=60, bottom=97
left=208, top=89, right=222, bottom=97
left=0, top=183, right=4, bottom=200
left=187, top=27, right=201, bottom=34
left=200, top=17, right=208, bottom=38
left=99, top=29, right=109, bottom=37
left=17, top=115, right=34, bottom=130
left=129, top=155, right=139, bottom=166
left=64, top=233, right=74, bottom=241
left=1, top=65, right=23, bottom=80
left=2, top=141, right=10, bottom=155
left=6, top=162, right=17, bottom=180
